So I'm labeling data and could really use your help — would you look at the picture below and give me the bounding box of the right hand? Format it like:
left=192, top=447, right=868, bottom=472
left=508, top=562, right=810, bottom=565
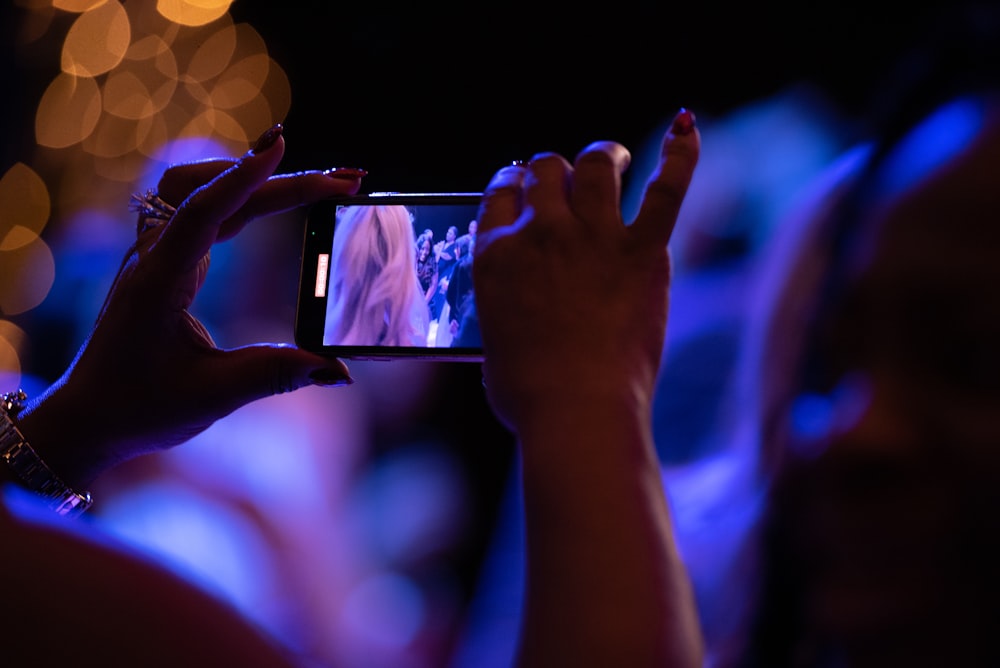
left=473, top=109, right=700, bottom=431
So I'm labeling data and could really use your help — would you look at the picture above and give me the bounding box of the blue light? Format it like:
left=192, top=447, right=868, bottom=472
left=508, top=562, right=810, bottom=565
left=874, top=96, right=986, bottom=200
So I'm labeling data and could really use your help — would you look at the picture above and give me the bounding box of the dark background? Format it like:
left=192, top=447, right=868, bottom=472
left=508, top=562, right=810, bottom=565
left=223, top=3, right=963, bottom=193
left=1, top=3, right=984, bottom=193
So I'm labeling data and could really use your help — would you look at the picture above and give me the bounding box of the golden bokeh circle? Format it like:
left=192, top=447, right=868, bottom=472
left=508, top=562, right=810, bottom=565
left=61, top=0, right=132, bottom=78
left=0, top=235, right=55, bottom=316
left=156, top=0, right=233, bottom=28
left=35, top=74, right=103, bottom=148
left=0, top=164, right=51, bottom=245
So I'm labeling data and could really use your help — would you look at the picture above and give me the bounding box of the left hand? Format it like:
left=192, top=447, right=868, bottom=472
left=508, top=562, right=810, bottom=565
left=18, top=125, right=365, bottom=488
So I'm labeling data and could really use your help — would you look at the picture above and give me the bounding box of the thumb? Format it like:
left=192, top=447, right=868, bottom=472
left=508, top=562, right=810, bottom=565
left=211, top=344, right=354, bottom=405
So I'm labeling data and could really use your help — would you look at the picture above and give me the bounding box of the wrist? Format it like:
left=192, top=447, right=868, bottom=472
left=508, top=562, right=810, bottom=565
left=1, top=389, right=93, bottom=516
left=15, top=381, right=112, bottom=490
left=516, top=385, right=656, bottom=463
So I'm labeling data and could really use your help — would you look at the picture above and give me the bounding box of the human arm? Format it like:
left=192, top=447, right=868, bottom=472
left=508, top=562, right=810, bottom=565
left=4, top=124, right=364, bottom=495
left=473, top=110, right=704, bottom=667
left=0, top=484, right=310, bottom=667
left=0, top=124, right=372, bottom=666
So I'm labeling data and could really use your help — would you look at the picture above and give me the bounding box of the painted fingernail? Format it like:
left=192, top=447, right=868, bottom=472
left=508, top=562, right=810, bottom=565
left=252, top=123, right=283, bottom=154
left=323, top=167, right=368, bottom=180
left=671, top=108, right=696, bottom=136
left=309, top=367, right=354, bottom=387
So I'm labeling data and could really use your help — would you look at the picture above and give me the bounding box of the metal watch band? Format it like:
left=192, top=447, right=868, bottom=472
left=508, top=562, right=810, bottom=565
left=1, top=390, right=93, bottom=517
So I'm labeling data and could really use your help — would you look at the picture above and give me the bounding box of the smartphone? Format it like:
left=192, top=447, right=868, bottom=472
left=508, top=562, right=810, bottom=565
left=295, top=192, right=484, bottom=361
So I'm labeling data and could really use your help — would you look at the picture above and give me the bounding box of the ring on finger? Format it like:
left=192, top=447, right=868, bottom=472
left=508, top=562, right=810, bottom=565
left=129, top=188, right=176, bottom=236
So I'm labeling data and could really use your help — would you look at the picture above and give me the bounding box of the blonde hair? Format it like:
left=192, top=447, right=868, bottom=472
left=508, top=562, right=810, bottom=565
left=324, top=205, right=429, bottom=346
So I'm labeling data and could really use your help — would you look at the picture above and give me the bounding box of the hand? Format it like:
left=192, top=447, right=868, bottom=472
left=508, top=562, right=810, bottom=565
left=18, top=124, right=365, bottom=488
left=473, top=109, right=700, bottom=430
left=473, top=110, right=704, bottom=667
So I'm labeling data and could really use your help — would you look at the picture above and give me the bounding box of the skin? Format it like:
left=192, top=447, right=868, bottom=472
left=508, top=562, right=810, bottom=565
left=1, top=112, right=705, bottom=666
left=1, top=125, right=367, bottom=666
left=475, top=110, right=704, bottom=667
left=9, top=126, right=362, bottom=492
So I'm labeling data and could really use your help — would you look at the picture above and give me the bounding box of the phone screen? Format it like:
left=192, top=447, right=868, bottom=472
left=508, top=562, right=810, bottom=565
left=296, top=193, right=484, bottom=360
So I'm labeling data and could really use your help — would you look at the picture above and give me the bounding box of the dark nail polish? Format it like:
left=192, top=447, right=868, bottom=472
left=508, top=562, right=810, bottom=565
left=309, top=367, right=354, bottom=387
left=671, top=108, right=696, bottom=136
left=252, top=123, right=283, bottom=154
left=323, top=167, right=369, bottom=180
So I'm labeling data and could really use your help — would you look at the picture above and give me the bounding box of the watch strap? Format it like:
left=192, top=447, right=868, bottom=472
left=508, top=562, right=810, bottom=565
left=1, top=390, right=93, bottom=517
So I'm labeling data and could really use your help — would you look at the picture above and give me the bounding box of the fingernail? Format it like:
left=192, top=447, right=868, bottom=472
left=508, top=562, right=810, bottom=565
left=323, top=166, right=369, bottom=180
left=252, top=123, right=284, bottom=154
left=671, top=108, right=696, bottom=136
left=309, top=367, right=354, bottom=387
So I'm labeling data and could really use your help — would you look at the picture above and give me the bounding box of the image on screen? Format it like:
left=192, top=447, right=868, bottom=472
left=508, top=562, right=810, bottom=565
left=321, top=202, right=480, bottom=349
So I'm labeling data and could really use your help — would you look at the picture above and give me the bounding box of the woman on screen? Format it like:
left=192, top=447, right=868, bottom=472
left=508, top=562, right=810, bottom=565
left=324, top=204, right=430, bottom=346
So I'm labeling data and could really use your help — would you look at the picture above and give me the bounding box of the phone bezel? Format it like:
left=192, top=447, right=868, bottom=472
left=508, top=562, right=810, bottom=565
left=295, top=192, right=485, bottom=361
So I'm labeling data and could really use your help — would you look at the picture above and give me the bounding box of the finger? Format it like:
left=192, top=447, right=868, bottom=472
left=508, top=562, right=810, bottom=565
left=156, top=159, right=237, bottom=206
left=631, top=109, right=701, bottom=248
left=217, top=167, right=366, bottom=241
left=152, top=125, right=287, bottom=272
left=475, top=162, right=527, bottom=253
left=130, top=159, right=236, bottom=253
left=205, top=344, right=354, bottom=410
left=522, top=151, right=573, bottom=223
left=570, top=140, right=631, bottom=232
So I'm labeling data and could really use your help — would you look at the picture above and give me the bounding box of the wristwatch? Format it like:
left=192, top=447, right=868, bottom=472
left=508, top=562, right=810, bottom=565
left=1, top=390, right=93, bottom=517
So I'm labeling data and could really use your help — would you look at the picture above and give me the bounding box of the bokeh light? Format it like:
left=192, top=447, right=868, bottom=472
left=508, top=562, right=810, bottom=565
left=103, top=37, right=179, bottom=120
left=30, top=0, right=286, bottom=192
left=0, top=163, right=53, bottom=322
left=5, top=12, right=310, bottom=638
left=156, top=0, right=233, bottom=28
left=52, top=0, right=106, bottom=12
left=8, top=0, right=288, bottom=378
left=60, top=0, right=130, bottom=77
left=0, top=321, right=28, bottom=389
left=0, top=236, right=56, bottom=317
left=8, top=0, right=291, bottom=428
left=35, top=73, right=103, bottom=148
left=0, top=163, right=50, bottom=244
